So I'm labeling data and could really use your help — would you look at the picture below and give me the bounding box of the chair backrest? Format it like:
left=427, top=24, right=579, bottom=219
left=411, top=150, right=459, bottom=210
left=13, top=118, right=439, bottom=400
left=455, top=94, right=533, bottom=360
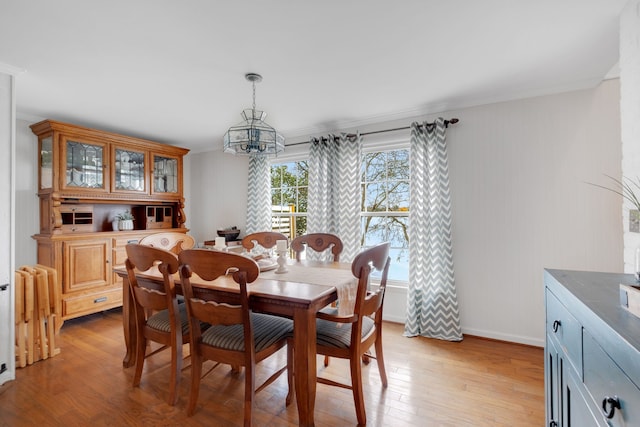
left=290, top=233, right=343, bottom=262
left=241, top=231, right=287, bottom=251
left=125, top=244, right=180, bottom=314
left=178, top=249, right=260, bottom=341
left=138, top=232, right=195, bottom=254
left=351, top=242, right=391, bottom=318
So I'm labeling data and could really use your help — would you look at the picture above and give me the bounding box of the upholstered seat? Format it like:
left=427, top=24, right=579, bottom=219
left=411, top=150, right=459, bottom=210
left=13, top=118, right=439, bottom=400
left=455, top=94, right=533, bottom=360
left=315, top=313, right=375, bottom=349
left=146, top=304, right=190, bottom=335
left=201, top=313, right=292, bottom=352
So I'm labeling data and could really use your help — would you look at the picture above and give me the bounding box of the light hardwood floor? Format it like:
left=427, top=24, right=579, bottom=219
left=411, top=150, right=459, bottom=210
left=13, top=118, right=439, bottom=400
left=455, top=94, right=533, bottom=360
left=0, top=308, right=544, bottom=426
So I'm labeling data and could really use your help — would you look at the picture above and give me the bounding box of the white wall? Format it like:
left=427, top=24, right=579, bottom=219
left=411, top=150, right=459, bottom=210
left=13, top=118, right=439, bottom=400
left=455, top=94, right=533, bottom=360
left=185, top=149, right=250, bottom=245
left=448, top=80, right=621, bottom=345
left=15, top=119, right=38, bottom=268
left=621, top=0, right=640, bottom=273
left=0, top=68, right=17, bottom=385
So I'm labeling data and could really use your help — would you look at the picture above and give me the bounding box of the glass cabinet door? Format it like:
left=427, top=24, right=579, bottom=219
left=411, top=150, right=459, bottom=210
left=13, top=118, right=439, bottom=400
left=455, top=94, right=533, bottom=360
left=113, top=147, right=146, bottom=193
left=63, top=138, right=108, bottom=191
left=40, top=136, right=53, bottom=190
left=152, top=154, right=180, bottom=195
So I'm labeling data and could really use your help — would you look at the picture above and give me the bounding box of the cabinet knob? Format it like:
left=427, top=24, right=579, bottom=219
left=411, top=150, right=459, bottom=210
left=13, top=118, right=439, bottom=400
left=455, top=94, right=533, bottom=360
left=552, top=320, right=561, bottom=333
left=602, top=395, right=621, bottom=419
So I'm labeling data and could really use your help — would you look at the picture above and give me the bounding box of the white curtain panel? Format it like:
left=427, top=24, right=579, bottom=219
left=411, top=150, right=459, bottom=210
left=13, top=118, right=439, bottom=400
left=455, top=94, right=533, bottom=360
left=404, top=118, right=462, bottom=341
left=245, top=155, right=272, bottom=234
left=307, top=133, right=361, bottom=262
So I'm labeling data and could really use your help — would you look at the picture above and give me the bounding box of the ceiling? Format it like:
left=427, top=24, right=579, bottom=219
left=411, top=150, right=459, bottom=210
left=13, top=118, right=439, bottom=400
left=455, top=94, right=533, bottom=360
left=0, top=0, right=628, bottom=153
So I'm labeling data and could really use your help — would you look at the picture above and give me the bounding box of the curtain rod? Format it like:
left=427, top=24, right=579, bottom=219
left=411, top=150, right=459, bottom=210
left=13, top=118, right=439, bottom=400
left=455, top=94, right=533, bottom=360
left=286, top=118, right=459, bottom=147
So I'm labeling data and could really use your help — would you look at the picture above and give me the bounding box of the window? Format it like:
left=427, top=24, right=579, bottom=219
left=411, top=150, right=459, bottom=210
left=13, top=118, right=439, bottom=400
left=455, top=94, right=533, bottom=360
left=270, top=147, right=410, bottom=283
left=270, top=161, right=308, bottom=239
left=361, top=149, right=409, bottom=282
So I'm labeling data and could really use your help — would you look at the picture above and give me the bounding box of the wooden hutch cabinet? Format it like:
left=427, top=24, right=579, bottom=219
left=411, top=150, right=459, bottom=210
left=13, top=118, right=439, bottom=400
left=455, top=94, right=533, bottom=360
left=31, top=120, right=190, bottom=322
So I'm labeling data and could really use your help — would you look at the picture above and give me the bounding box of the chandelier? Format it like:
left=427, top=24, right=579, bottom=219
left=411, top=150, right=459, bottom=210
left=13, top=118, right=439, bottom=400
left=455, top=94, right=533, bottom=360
left=223, top=73, right=285, bottom=156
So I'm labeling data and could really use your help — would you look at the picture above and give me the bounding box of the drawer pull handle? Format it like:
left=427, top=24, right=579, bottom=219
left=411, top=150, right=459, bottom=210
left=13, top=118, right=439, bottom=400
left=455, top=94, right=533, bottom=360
left=552, top=320, right=561, bottom=333
left=94, top=296, right=108, bottom=304
left=549, top=421, right=558, bottom=427
left=602, top=395, right=620, bottom=419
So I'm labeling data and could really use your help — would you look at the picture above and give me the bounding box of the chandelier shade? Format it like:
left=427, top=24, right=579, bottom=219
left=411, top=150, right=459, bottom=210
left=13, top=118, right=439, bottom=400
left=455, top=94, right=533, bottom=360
left=223, top=73, right=285, bottom=156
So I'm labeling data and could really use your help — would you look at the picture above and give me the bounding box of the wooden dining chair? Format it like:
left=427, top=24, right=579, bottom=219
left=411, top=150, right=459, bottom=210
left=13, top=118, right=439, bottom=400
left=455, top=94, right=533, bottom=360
left=125, top=244, right=190, bottom=406
left=291, top=233, right=344, bottom=366
left=139, top=232, right=196, bottom=254
left=287, top=242, right=390, bottom=426
left=241, top=231, right=287, bottom=252
left=290, top=233, right=343, bottom=262
left=178, top=249, right=293, bottom=424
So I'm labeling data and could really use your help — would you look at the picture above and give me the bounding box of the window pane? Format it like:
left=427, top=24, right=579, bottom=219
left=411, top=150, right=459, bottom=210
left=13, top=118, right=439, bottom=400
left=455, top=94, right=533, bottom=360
left=270, top=164, right=283, bottom=187
left=294, top=216, right=307, bottom=238
left=387, top=181, right=409, bottom=211
left=363, top=152, right=387, bottom=182
left=297, top=187, right=308, bottom=213
left=271, top=189, right=282, bottom=206
left=373, top=247, right=409, bottom=281
left=297, top=160, right=309, bottom=186
left=365, top=182, right=387, bottom=212
left=362, top=216, right=389, bottom=246
left=387, top=149, right=409, bottom=180
left=388, top=216, right=409, bottom=248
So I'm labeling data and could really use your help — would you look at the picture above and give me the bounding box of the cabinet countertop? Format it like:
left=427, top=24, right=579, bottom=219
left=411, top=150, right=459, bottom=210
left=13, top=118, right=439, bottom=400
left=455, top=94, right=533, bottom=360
left=544, top=269, right=640, bottom=388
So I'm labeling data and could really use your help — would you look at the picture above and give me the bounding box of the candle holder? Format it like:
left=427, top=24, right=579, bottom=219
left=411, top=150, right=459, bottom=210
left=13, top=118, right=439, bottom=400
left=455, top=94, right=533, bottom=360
left=275, top=248, right=288, bottom=274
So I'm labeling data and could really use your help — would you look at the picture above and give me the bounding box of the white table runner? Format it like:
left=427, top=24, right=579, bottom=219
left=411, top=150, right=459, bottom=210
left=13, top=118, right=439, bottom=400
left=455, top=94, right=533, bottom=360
left=260, top=264, right=357, bottom=316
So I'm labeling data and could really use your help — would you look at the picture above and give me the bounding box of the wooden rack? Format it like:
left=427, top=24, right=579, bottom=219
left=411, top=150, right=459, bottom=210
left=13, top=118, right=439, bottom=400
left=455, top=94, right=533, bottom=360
left=14, top=265, right=61, bottom=367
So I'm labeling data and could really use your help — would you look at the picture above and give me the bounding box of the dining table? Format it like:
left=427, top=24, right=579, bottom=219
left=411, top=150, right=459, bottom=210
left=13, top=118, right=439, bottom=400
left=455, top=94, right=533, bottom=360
left=114, top=257, right=356, bottom=427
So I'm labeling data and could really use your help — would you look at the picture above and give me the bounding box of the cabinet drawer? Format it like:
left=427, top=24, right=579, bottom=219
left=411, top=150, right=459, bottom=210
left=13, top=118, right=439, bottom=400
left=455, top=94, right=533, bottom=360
left=63, top=287, right=123, bottom=319
left=60, top=204, right=94, bottom=233
left=583, top=330, right=640, bottom=425
left=546, top=289, right=582, bottom=374
left=112, top=236, right=141, bottom=267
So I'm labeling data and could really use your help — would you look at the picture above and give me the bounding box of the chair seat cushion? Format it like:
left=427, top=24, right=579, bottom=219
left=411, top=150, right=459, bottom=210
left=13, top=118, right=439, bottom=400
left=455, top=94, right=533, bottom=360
left=315, top=315, right=375, bottom=349
left=147, top=304, right=190, bottom=335
left=201, top=313, right=293, bottom=352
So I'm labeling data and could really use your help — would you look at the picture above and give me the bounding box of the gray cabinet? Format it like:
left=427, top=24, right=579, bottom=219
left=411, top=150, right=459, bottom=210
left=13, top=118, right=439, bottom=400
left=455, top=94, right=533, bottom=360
left=545, top=270, right=640, bottom=426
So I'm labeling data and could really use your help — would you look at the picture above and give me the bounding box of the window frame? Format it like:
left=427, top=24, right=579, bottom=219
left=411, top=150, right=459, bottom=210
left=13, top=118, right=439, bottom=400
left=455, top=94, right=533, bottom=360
left=360, top=141, right=410, bottom=287
left=270, top=157, right=309, bottom=240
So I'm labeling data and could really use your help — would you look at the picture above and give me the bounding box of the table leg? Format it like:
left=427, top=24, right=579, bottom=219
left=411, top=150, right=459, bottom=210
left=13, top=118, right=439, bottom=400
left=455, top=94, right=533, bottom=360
left=121, top=277, right=136, bottom=368
left=293, top=307, right=317, bottom=427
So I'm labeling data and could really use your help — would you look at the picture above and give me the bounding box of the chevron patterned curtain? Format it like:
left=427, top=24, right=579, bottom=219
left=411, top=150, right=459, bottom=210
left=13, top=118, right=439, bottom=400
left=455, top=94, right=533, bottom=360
left=245, top=155, right=272, bottom=234
left=404, top=118, right=462, bottom=341
left=307, top=133, right=361, bottom=262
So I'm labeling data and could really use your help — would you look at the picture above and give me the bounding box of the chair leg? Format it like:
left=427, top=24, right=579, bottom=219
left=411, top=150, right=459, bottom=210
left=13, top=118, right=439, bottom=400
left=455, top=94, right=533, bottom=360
left=167, top=338, right=183, bottom=406
left=187, top=350, right=203, bottom=416
left=286, top=342, right=294, bottom=406
left=133, top=334, right=146, bottom=387
left=324, top=355, right=330, bottom=367
left=375, top=336, right=388, bottom=387
left=244, top=361, right=255, bottom=427
left=350, top=354, right=366, bottom=426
